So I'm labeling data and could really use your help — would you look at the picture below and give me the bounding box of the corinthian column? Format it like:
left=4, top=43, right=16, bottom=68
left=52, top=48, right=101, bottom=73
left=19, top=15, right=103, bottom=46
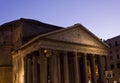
left=57, top=54, right=61, bottom=83
left=83, top=54, right=88, bottom=83
left=52, top=51, right=59, bottom=83
left=63, top=51, right=69, bottom=83
left=32, top=55, right=38, bottom=83
left=98, top=56, right=104, bottom=83
left=90, top=55, right=96, bottom=83
left=74, top=52, right=80, bottom=83
left=39, top=48, right=47, bottom=83
left=27, top=58, right=32, bottom=83
left=24, top=57, right=27, bottom=83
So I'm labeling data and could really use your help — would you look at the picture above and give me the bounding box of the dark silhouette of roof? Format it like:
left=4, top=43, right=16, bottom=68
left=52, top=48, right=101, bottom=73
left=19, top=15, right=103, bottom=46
left=0, top=18, right=64, bottom=44
left=0, top=18, right=64, bottom=30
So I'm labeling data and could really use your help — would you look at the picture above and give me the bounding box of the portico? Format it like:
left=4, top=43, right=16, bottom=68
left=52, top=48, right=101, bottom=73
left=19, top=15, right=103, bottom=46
left=12, top=24, right=109, bottom=83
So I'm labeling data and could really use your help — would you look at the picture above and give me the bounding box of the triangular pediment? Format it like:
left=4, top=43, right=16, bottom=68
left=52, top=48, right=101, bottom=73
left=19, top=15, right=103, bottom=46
left=41, top=24, right=108, bottom=48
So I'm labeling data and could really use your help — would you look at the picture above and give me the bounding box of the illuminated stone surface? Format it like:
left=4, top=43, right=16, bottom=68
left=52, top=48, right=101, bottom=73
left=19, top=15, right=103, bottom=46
left=11, top=20, right=109, bottom=83
left=0, top=18, right=62, bottom=83
left=0, top=18, right=109, bottom=83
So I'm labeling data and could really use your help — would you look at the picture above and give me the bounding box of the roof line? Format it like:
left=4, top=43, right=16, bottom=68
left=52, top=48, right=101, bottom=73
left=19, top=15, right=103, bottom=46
left=19, top=23, right=109, bottom=49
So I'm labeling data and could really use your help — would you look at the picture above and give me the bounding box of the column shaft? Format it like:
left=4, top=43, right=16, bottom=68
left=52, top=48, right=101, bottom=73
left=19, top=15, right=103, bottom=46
left=57, top=55, right=61, bottom=83
left=52, top=51, right=59, bottom=83
left=39, top=49, right=47, bottom=83
left=64, top=52, right=69, bottom=83
left=83, top=55, right=88, bottom=83
left=74, top=52, right=80, bottom=83
left=27, top=58, right=32, bottom=83
left=98, top=56, right=104, bottom=83
left=90, top=55, right=96, bottom=83
left=32, top=55, right=38, bottom=83
left=24, top=57, right=27, bottom=83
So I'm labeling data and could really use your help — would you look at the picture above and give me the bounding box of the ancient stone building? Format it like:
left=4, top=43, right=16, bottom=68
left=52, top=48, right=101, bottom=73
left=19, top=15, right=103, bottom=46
left=0, top=18, right=62, bottom=83
left=11, top=20, right=109, bottom=83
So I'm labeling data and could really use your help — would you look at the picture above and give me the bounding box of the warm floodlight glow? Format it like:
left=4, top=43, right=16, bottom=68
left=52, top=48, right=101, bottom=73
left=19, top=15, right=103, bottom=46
left=44, top=49, right=47, bottom=53
left=19, top=69, right=24, bottom=82
left=88, top=80, right=91, bottom=83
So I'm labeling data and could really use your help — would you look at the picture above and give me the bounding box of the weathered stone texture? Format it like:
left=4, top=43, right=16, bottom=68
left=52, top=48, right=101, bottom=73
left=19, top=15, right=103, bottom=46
left=0, top=67, right=12, bottom=83
left=0, top=18, right=62, bottom=83
left=0, top=18, right=63, bottom=83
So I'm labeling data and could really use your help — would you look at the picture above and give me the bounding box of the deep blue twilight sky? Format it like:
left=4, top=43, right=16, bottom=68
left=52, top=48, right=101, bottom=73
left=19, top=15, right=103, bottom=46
left=0, top=0, right=120, bottom=40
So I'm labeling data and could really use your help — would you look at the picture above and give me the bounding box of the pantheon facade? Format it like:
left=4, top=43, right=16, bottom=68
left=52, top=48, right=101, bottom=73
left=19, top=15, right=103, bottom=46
left=11, top=21, right=109, bottom=83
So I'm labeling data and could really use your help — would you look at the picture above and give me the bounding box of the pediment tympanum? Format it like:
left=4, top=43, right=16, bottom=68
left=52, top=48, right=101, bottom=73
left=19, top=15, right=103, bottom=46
left=42, top=24, right=108, bottom=49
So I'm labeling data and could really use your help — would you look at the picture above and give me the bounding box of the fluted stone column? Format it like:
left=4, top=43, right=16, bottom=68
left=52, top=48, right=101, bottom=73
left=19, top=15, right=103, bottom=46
left=98, top=56, right=104, bottom=83
left=63, top=51, right=69, bottom=83
left=74, top=52, right=80, bottom=83
left=90, top=55, right=96, bottom=83
left=27, top=58, right=32, bottom=83
left=32, top=55, right=38, bottom=83
left=39, top=49, right=47, bottom=83
left=83, top=54, right=88, bottom=83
